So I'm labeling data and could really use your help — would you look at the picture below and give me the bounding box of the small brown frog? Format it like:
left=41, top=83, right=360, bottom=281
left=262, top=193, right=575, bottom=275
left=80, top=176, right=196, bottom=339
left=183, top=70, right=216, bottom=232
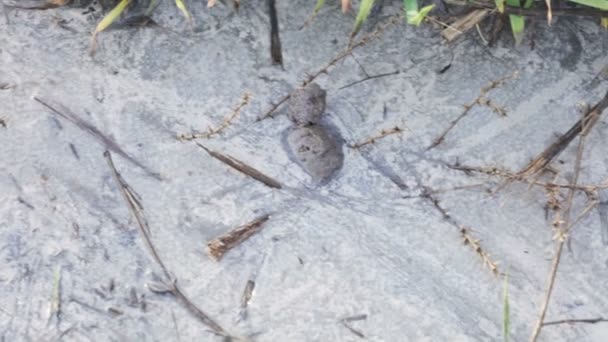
left=284, top=83, right=343, bottom=183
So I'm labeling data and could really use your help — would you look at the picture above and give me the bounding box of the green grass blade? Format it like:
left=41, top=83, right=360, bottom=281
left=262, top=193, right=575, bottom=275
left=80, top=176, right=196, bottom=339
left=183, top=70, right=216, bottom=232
left=602, top=17, right=608, bottom=28
left=503, top=273, right=510, bottom=342
left=496, top=0, right=505, bottom=13
left=506, top=0, right=525, bottom=45
left=314, top=0, right=325, bottom=14
left=175, top=0, right=193, bottom=23
left=351, top=0, right=375, bottom=37
left=404, top=0, right=419, bottom=24
left=568, top=0, right=608, bottom=10
left=408, top=4, right=434, bottom=26
left=91, top=0, right=131, bottom=54
left=94, top=0, right=131, bottom=35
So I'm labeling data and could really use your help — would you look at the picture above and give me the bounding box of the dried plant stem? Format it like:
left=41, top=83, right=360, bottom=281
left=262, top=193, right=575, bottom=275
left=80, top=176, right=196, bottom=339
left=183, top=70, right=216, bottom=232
left=207, top=215, right=271, bottom=261
left=514, top=90, right=608, bottom=182
left=350, top=126, right=405, bottom=148
left=460, top=227, right=500, bottom=275
left=543, top=317, right=608, bottom=326
left=529, top=103, right=598, bottom=342
left=179, top=92, right=251, bottom=141
left=196, top=143, right=282, bottom=189
left=104, top=151, right=232, bottom=338
left=429, top=71, right=517, bottom=149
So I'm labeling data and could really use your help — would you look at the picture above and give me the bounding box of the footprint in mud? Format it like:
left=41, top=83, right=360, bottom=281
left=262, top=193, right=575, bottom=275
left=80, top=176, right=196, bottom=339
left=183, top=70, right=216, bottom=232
left=283, top=83, right=343, bottom=183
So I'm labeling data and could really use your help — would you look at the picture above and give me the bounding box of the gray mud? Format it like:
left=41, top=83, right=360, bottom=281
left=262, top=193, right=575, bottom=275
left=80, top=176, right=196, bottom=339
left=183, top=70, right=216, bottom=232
left=1, top=1, right=608, bottom=341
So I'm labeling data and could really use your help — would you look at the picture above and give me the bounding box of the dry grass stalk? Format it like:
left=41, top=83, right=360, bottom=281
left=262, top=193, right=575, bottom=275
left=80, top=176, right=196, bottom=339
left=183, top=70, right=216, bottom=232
left=350, top=126, right=405, bottom=148
left=460, top=227, right=499, bottom=276
left=543, top=317, right=608, bottom=326
left=104, top=151, right=233, bottom=338
left=340, top=314, right=367, bottom=338
left=515, top=90, right=608, bottom=182
left=207, top=215, right=271, bottom=261
left=441, top=9, right=490, bottom=42
left=34, top=96, right=161, bottom=180
left=179, top=92, right=251, bottom=141
left=430, top=71, right=518, bottom=149
left=529, top=100, right=604, bottom=342
left=196, top=143, right=282, bottom=189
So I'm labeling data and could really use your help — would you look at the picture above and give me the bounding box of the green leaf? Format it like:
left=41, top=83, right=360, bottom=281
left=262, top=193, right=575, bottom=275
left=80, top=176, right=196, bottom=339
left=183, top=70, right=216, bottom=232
left=508, top=14, right=525, bottom=45
left=503, top=273, right=510, bottom=342
left=94, top=0, right=131, bottom=35
left=408, top=4, right=434, bottom=26
left=506, top=0, right=525, bottom=45
left=495, top=0, right=505, bottom=13
left=568, top=0, right=608, bottom=10
left=351, top=0, right=375, bottom=37
left=602, top=17, right=608, bottom=28
left=314, top=0, right=325, bottom=14
left=404, top=0, right=419, bottom=23
left=175, top=0, right=193, bottom=23
left=91, top=0, right=131, bottom=53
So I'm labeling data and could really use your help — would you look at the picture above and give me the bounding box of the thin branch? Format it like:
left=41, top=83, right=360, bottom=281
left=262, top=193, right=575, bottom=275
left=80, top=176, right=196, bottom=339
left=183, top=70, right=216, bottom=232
left=104, top=151, right=233, bottom=338
left=338, top=70, right=400, bottom=90
left=460, top=227, right=500, bottom=276
left=515, top=90, right=608, bottom=181
left=35, top=96, right=161, bottom=180
left=207, top=215, right=271, bottom=261
left=529, top=101, right=599, bottom=342
left=196, top=143, right=282, bottom=189
left=429, top=71, right=517, bottom=149
left=350, top=126, right=405, bottom=148
left=543, top=317, right=608, bottom=326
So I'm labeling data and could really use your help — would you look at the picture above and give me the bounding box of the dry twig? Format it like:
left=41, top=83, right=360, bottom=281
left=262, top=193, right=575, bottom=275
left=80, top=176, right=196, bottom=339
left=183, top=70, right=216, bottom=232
left=196, top=143, right=282, bottom=189
left=460, top=227, right=499, bottom=275
left=529, top=100, right=602, bottom=342
left=104, top=151, right=233, bottom=338
left=339, top=314, right=367, bottom=339
left=179, top=92, right=251, bottom=141
left=350, top=126, right=405, bottom=148
left=441, top=9, right=490, bottom=42
left=543, top=317, right=608, bottom=326
left=207, top=215, right=271, bottom=261
left=429, top=71, right=517, bottom=149
left=34, top=96, right=161, bottom=180
left=515, top=90, right=608, bottom=181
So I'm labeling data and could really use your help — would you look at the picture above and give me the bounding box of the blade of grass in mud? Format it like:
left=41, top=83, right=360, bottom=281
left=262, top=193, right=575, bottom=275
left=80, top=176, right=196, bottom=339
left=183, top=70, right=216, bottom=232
left=503, top=273, right=510, bottom=342
left=175, top=0, right=193, bottom=24
left=314, top=0, right=326, bottom=13
left=146, top=0, right=160, bottom=15
left=408, top=4, right=434, bottom=26
left=495, top=0, right=505, bottom=12
left=506, top=0, right=525, bottom=45
left=351, top=0, right=375, bottom=38
left=404, top=0, right=420, bottom=24
left=91, top=0, right=131, bottom=53
left=568, top=0, right=608, bottom=10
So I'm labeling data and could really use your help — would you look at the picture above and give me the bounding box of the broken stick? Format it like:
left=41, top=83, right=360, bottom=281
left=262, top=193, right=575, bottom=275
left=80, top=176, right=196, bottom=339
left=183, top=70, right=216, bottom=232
left=207, top=215, right=271, bottom=261
left=196, top=143, right=282, bottom=189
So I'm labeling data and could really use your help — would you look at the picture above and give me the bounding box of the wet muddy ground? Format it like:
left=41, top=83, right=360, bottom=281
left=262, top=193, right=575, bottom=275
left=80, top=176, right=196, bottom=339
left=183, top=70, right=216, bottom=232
left=1, top=1, right=608, bottom=341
